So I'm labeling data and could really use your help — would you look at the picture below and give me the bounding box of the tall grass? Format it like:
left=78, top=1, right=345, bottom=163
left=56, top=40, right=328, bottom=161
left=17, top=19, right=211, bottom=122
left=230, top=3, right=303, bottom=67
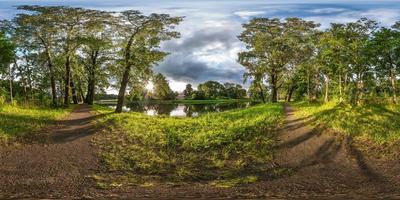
left=0, top=105, right=72, bottom=140
left=293, top=101, right=400, bottom=144
left=92, top=103, right=284, bottom=186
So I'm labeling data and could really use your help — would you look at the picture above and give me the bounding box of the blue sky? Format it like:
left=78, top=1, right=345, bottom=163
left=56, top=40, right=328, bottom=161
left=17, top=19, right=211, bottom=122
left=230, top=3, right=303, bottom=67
left=1, top=0, right=400, bottom=91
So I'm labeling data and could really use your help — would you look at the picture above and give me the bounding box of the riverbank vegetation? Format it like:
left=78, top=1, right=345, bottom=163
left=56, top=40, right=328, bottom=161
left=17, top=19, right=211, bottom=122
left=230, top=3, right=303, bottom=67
left=92, top=103, right=284, bottom=187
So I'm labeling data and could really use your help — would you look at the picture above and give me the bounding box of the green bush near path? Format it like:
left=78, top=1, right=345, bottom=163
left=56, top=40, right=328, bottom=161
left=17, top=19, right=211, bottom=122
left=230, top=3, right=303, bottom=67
left=0, top=105, right=72, bottom=141
left=292, top=101, right=400, bottom=144
left=92, top=103, right=284, bottom=187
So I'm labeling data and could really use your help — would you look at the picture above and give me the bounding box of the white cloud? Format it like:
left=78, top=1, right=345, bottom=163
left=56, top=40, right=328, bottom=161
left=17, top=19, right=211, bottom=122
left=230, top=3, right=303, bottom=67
left=310, top=8, right=347, bottom=14
left=306, top=8, right=400, bottom=29
left=233, top=10, right=266, bottom=19
left=169, top=79, right=188, bottom=92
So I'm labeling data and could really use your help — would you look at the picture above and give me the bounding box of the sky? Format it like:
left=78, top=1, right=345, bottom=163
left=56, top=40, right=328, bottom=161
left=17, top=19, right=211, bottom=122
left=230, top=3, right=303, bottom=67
left=1, top=0, right=400, bottom=92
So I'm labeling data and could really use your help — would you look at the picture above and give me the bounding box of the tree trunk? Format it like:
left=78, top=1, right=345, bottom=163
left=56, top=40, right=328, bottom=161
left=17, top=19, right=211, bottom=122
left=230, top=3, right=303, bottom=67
left=339, top=70, right=342, bottom=102
left=116, top=32, right=138, bottom=113
left=39, top=36, right=57, bottom=106
left=116, top=65, right=131, bottom=113
left=388, top=56, right=397, bottom=104
left=258, top=82, right=266, bottom=103
left=48, top=57, right=57, bottom=106
left=307, top=70, right=311, bottom=101
left=287, top=85, right=294, bottom=102
left=389, top=69, right=397, bottom=104
left=324, top=76, right=329, bottom=103
left=70, top=74, right=78, bottom=104
left=9, top=63, right=13, bottom=104
left=64, top=56, right=71, bottom=107
left=271, top=74, right=278, bottom=102
left=85, top=50, right=98, bottom=105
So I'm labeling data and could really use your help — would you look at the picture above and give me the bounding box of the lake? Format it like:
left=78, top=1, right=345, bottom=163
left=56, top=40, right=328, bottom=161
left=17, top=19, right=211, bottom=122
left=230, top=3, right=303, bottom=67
left=105, top=101, right=258, bottom=117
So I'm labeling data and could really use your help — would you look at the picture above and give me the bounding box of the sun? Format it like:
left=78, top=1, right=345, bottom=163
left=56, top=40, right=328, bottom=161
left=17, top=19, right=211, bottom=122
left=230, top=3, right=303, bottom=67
left=145, top=81, right=154, bottom=92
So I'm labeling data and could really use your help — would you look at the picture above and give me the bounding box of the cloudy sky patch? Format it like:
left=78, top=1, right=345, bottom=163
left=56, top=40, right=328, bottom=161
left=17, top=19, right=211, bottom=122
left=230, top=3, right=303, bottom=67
left=1, top=0, right=400, bottom=91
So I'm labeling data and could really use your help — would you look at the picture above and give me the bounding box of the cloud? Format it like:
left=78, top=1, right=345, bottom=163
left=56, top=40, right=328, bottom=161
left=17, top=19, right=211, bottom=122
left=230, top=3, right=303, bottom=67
left=234, top=10, right=266, bottom=19
left=155, top=56, right=244, bottom=84
left=309, top=8, right=347, bottom=14
left=305, top=8, right=400, bottom=29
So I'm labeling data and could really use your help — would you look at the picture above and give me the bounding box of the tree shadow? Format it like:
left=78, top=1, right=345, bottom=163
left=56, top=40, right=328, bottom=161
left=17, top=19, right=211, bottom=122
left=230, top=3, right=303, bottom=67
left=275, top=127, right=321, bottom=150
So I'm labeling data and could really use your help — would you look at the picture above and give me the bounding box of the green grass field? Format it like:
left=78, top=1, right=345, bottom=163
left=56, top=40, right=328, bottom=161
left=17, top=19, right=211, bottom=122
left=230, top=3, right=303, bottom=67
left=0, top=105, right=72, bottom=140
left=92, top=103, right=284, bottom=187
left=292, top=101, right=400, bottom=144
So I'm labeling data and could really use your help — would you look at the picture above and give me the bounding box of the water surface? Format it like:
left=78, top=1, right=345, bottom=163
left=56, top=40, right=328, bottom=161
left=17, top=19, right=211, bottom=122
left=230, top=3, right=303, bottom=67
left=107, top=101, right=258, bottom=117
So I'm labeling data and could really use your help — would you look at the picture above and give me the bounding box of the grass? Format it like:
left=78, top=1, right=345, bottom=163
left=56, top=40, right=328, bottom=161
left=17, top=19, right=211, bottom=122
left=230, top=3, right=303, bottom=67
left=92, top=103, right=284, bottom=187
left=292, top=101, right=400, bottom=144
left=96, top=99, right=256, bottom=105
left=0, top=105, right=72, bottom=141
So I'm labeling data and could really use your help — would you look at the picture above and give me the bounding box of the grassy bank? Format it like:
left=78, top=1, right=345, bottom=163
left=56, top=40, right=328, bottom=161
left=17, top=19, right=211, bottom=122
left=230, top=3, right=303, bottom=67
left=292, top=101, right=400, bottom=144
left=92, top=103, right=284, bottom=187
left=0, top=105, right=72, bottom=141
left=97, top=99, right=256, bottom=105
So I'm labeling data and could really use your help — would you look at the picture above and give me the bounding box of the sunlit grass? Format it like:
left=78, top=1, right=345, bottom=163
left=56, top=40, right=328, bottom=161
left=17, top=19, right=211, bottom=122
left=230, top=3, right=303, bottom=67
left=0, top=105, right=72, bottom=140
left=92, top=103, right=284, bottom=186
left=292, top=101, right=400, bottom=144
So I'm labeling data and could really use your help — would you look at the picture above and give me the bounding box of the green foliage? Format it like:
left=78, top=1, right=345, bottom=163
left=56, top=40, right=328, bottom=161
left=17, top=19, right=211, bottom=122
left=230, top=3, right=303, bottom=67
left=151, top=73, right=177, bottom=100
left=183, top=84, right=193, bottom=99
left=0, top=105, right=71, bottom=140
left=239, top=17, right=319, bottom=102
left=187, top=81, right=247, bottom=100
left=92, top=103, right=284, bottom=185
left=293, top=101, right=400, bottom=143
left=0, top=31, right=14, bottom=74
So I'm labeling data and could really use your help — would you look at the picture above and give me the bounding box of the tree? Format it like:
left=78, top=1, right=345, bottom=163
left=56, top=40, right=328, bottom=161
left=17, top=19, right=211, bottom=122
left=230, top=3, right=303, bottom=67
left=239, top=18, right=319, bottom=102
left=197, top=81, right=225, bottom=99
left=368, top=27, right=400, bottom=104
left=183, top=84, right=193, bottom=99
left=115, top=11, right=182, bottom=113
left=78, top=12, right=115, bottom=105
left=12, top=7, right=59, bottom=105
left=223, top=82, right=246, bottom=99
left=152, top=73, right=175, bottom=100
left=0, top=31, right=14, bottom=101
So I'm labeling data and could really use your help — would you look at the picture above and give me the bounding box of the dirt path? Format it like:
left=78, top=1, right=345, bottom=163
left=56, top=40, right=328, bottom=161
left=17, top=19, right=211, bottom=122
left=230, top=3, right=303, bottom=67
left=266, top=104, right=400, bottom=198
left=0, top=104, right=100, bottom=199
left=1, top=104, right=399, bottom=199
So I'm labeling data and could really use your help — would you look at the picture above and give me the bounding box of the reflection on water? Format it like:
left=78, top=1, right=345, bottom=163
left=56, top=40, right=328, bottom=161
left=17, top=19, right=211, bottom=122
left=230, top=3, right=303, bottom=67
left=108, top=102, right=257, bottom=117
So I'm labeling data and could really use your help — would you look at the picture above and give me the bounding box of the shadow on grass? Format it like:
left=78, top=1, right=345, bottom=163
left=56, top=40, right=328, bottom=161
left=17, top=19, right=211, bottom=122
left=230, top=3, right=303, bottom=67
left=0, top=105, right=114, bottom=144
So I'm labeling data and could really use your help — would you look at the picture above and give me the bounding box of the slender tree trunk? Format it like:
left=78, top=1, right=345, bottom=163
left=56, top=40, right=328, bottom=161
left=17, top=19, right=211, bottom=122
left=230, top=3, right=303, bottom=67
left=307, top=70, right=310, bottom=101
left=287, top=85, right=294, bottom=102
left=116, top=65, right=131, bottom=113
left=388, top=56, right=397, bottom=104
left=9, top=63, right=13, bottom=104
left=116, top=32, right=138, bottom=113
left=271, top=74, right=278, bottom=102
left=339, top=70, right=342, bottom=103
left=258, top=82, right=266, bottom=103
left=85, top=50, right=98, bottom=105
left=70, top=74, right=78, bottom=104
left=324, top=76, right=329, bottom=103
left=39, top=36, right=57, bottom=106
left=64, top=55, right=71, bottom=107
left=390, top=69, right=397, bottom=104
left=48, top=57, right=57, bottom=106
